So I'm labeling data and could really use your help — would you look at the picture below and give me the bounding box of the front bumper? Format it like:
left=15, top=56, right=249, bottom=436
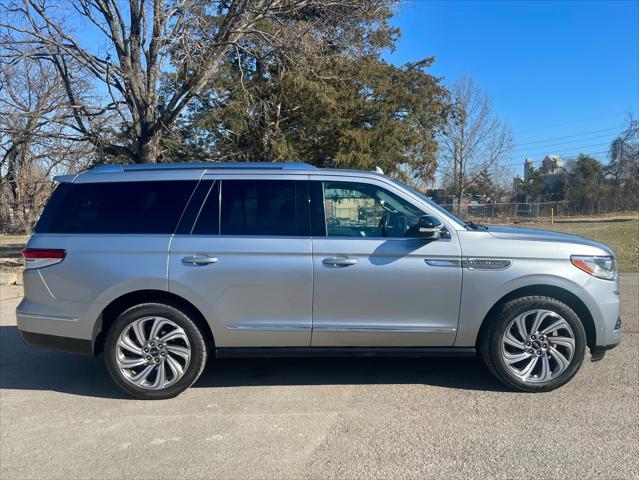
left=590, top=341, right=620, bottom=361
left=590, top=316, right=621, bottom=361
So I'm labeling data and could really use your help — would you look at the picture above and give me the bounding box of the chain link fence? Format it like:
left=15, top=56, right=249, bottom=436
left=437, top=200, right=634, bottom=222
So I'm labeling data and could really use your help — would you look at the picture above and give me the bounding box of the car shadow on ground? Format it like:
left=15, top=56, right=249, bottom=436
left=0, top=325, right=511, bottom=399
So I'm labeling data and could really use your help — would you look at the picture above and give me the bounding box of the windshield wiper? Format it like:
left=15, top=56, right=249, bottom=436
left=465, top=221, right=488, bottom=231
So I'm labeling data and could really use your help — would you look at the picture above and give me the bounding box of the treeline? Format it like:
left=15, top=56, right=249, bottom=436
left=520, top=120, right=639, bottom=214
left=1, top=1, right=637, bottom=232
left=1, top=0, right=451, bottom=231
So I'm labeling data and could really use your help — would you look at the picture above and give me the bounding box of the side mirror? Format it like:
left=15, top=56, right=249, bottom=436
left=416, top=215, right=443, bottom=240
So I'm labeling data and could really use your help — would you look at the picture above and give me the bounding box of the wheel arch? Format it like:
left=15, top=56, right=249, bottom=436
left=93, top=289, right=214, bottom=355
left=475, top=284, right=596, bottom=350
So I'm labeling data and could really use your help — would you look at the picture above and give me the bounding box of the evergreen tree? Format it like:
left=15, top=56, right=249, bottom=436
left=175, top=17, right=449, bottom=181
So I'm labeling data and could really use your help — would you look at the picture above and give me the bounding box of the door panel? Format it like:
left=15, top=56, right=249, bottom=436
left=310, top=178, right=462, bottom=347
left=168, top=178, right=313, bottom=347
left=169, top=236, right=313, bottom=347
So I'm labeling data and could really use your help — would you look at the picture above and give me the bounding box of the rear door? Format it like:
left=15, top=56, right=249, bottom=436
left=168, top=175, right=313, bottom=347
left=310, top=176, right=463, bottom=347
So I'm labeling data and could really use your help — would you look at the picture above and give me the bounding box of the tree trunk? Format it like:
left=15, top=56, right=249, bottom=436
left=138, top=129, right=162, bottom=163
left=456, top=159, right=464, bottom=217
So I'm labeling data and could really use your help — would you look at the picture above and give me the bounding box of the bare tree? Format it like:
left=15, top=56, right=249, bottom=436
left=605, top=115, right=639, bottom=211
left=437, top=75, right=513, bottom=214
left=1, top=0, right=394, bottom=164
left=0, top=59, right=92, bottom=232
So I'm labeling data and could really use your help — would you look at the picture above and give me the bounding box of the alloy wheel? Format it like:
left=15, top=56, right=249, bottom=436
left=501, top=309, right=575, bottom=383
left=116, top=316, right=191, bottom=390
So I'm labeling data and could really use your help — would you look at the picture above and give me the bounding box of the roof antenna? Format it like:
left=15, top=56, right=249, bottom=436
left=373, top=166, right=384, bottom=175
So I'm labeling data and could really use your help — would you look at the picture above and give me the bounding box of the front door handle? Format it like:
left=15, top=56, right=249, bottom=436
left=182, top=255, right=218, bottom=266
left=322, top=256, right=358, bottom=267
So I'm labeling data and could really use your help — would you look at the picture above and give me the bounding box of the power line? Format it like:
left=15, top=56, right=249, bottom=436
left=506, top=142, right=611, bottom=161
left=511, top=134, right=617, bottom=155
left=511, top=140, right=613, bottom=157
left=514, top=125, right=624, bottom=147
left=511, top=111, right=635, bottom=136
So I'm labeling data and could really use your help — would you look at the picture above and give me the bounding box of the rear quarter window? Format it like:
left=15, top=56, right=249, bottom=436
left=35, top=181, right=197, bottom=234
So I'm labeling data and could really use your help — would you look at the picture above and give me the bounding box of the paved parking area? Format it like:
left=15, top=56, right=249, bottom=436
left=1, top=275, right=637, bottom=479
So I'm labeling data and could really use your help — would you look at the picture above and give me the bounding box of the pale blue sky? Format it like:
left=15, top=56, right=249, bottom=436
left=63, top=1, right=638, bottom=175
left=385, top=0, right=639, bottom=175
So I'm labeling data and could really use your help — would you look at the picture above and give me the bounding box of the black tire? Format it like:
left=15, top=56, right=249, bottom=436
left=479, top=295, right=586, bottom=392
left=105, top=302, right=208, bottom=400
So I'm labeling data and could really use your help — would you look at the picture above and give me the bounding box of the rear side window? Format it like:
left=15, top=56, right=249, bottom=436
left=35, top=181, right=197, bottom=234
left=191, top=181, right=220, bottom=235
left=220, top=180, right=308, bottom=236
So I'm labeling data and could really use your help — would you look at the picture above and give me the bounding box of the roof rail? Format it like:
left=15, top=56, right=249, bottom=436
left=87, top=162, right=316, bottom=173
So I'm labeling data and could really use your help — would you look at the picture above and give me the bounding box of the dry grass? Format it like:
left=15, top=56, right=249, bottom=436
left=0, top=234, right=29, bottom=272
left=517, top=218, right=639, bottom=273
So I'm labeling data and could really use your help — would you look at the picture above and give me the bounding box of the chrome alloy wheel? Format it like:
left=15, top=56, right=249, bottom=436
left=116, top=316, right=191, bottom=390
left=501, top=309, right=575, bottom=383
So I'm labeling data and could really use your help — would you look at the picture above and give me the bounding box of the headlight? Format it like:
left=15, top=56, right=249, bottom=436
left=571, top=255, right=617, bottom=280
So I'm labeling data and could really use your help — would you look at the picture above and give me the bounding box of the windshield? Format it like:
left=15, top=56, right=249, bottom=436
left=387, top=178, right=466, bottom=228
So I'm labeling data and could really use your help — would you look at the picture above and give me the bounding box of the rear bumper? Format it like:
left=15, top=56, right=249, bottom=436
left=19, top=330, right=94, bottom=356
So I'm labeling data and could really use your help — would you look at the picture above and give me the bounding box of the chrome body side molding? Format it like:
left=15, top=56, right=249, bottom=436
left=227, top=324, right=456, bottom=334
left=226, top=324, right=312, bottom=331
left=313, top=325, right=456, bottom=333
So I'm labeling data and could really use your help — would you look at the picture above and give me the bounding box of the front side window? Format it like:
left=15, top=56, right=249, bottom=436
left=321, top=181, right=424, bottom=238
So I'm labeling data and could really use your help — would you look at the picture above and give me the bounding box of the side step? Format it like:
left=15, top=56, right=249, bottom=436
left=215, top=347, right=476, bottom=358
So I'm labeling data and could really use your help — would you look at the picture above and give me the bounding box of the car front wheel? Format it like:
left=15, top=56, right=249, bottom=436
left=480, top=296, right=586, bottom=392
left=105, top=302, right=208, bottom=399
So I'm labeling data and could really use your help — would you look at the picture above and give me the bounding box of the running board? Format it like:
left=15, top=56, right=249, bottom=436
left=215, top=347, right=476, bottom=358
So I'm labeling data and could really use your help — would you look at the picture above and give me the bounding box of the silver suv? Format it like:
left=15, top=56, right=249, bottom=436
left=17, top=162, right=621, bottom=399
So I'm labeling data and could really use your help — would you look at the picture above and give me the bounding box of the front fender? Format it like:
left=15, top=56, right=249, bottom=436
left=454, top=258, right=603, bottom=347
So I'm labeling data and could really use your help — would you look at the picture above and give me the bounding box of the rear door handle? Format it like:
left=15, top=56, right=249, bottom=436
left=322, top=256, right=358, bottom=267
left=182, top=255, right=218, bottom=266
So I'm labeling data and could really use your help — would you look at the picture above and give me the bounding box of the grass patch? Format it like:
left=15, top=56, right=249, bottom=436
left=0, top=235, right=29, bottom=271
left=518, top=218, right=638, bottom=273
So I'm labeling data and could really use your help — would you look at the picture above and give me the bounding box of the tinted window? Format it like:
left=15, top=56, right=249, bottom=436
left=36, top=181, right=197, bottom=234
left=191, top=181, right=220, bottom=235
left=309, top=181, right=326, bottom=236
left=322, top=181, right=423, bottom=238
left=220, top=180, right=304, bottom=236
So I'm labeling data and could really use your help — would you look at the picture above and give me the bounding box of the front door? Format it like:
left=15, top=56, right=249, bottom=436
left=310, top=178, right=463, bottom=347
left=169, top=177, right=313, bottom=347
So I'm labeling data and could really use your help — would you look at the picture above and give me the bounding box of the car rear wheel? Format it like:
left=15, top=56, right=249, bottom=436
left=105, top=302, right=208, bottom=399
left=479, top=296, right=586, bottom=392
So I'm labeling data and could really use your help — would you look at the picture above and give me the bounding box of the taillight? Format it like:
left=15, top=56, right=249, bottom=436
left=22, top=248, right=66, bottom=269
